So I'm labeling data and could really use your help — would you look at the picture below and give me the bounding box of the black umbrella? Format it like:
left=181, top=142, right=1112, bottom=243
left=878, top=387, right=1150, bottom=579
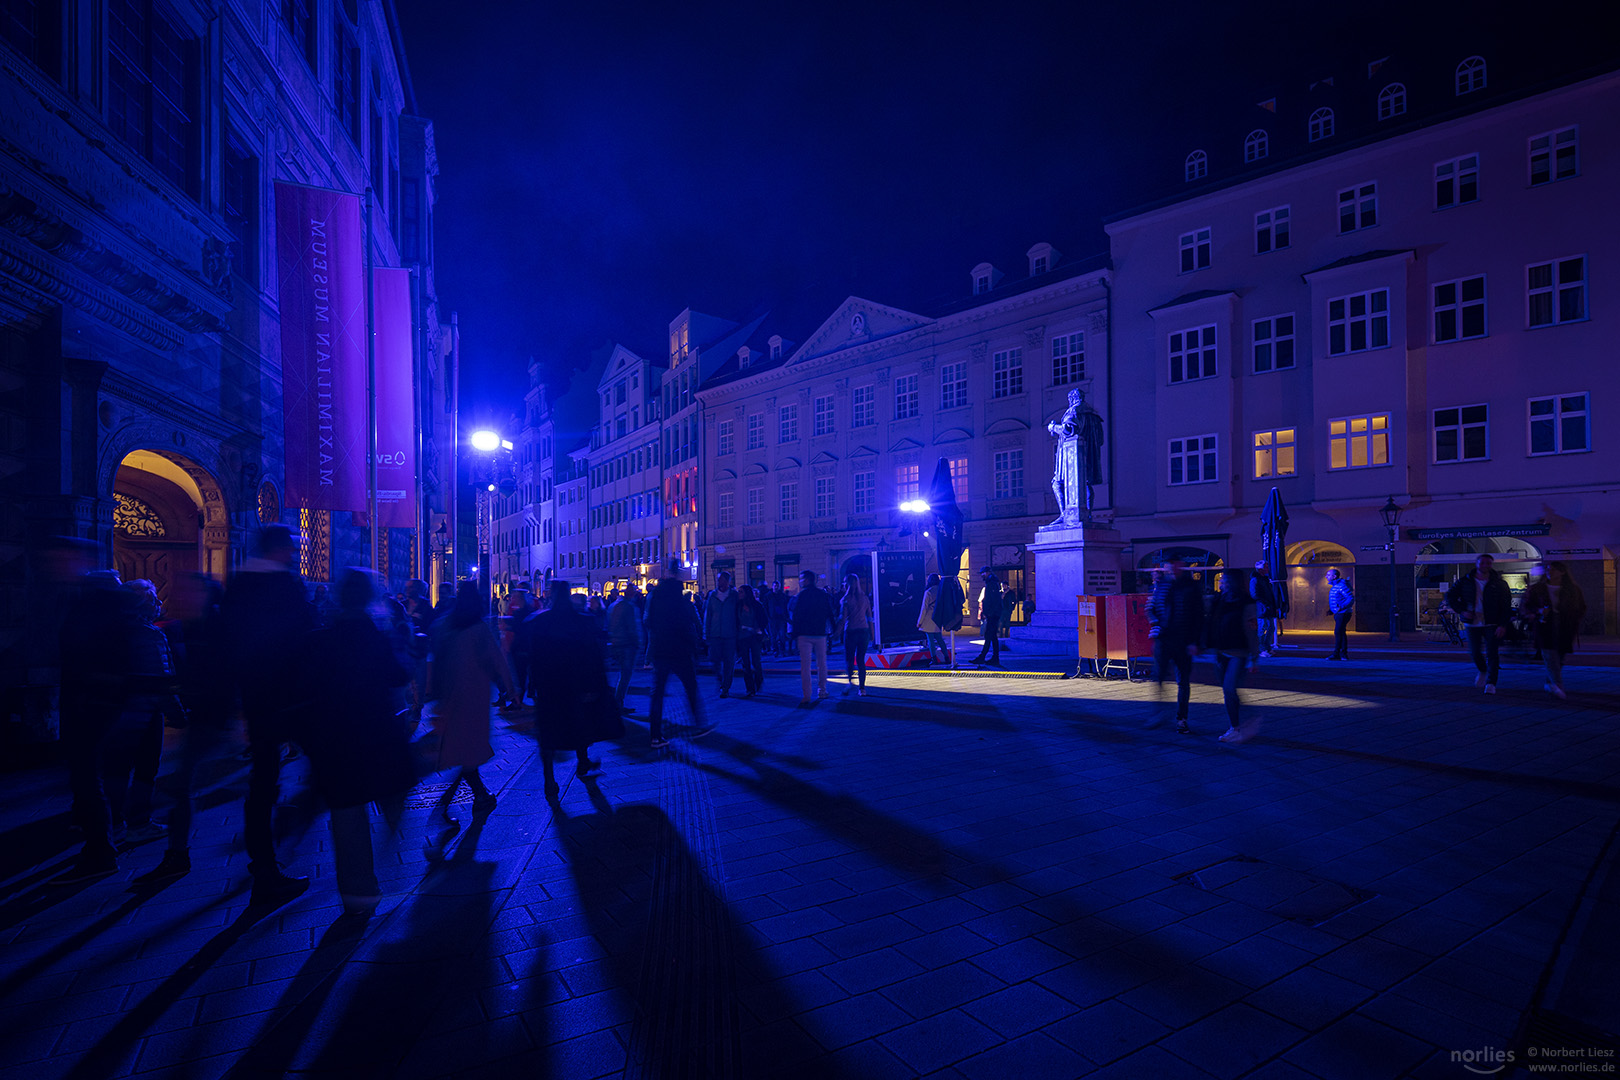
left=924, top=458, right=965, bottom=631
left=1260, top=486, right=1290, bottom=620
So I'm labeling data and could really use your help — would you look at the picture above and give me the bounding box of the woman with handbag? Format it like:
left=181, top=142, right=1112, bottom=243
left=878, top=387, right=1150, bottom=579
left=423, top=586, right=515, bottom=855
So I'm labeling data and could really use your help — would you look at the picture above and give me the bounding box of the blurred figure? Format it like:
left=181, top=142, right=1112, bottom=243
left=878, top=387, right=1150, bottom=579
left=970, top=568, right=1003, bottom=667
left=918, top=573, right=947, bottom=663
left=704, top=571, right=740, bottom=698
left=1520, top=561, right=1587, bottom=700
left=1251, top=560, right=1280, bottom=657
left=299, top=570, right=416, bottom=914
left=766, top=581, right=790, bottom=655
left=312, top=583, right=336, bottom=628
left=424, top=584, right=516, bottom=853
left=51, top=538, right=136, bottom=884
left=644, top=562, right=708, bottom=749
left=736, top=584, right=767, bottom=697
left=140, top=573, right=230, bottom=882
left=526, top=581, right=625, bottom=798
left=839, top=573, right=872, bottom=696
left=1148, top=559, right=1203, bottom=735
left=102, top=579, right=178, bottom=848
left=606, top=585, right=644, bottom=715
left=222, top=524, right=316, bottom=907
left=1208, top=569, right=1261, bottom=744
left=1445, top=555, right=1509, bottom=692
left=788, top=570, right=836, bottom=705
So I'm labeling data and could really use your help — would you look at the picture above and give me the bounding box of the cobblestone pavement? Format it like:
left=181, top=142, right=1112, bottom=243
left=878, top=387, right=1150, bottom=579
left=1, top=652, right=1616, bottom=1079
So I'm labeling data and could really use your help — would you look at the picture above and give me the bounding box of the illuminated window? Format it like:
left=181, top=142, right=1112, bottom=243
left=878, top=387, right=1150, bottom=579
left=949, top=455, right=968, bottom=502
left=1328, top=414, right=1390, bottom=470
left=895, top=463, right=920, bottom=503
left=1253, top=429, right=1296, bottom=478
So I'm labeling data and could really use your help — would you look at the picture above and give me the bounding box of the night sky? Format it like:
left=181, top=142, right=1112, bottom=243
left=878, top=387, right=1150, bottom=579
left=393, top=0, right=1605, bottom=420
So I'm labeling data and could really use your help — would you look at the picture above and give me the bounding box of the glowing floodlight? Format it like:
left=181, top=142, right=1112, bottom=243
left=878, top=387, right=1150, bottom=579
left=470, top=429, right=500, bottom=452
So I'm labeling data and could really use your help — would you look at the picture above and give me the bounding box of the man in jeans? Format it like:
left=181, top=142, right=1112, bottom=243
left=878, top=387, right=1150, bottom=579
left=788, top=570, right=836, bottom=705
left=607, top=585, right=643, bottom=715
left=1445, top=554, right=1513, bottom=694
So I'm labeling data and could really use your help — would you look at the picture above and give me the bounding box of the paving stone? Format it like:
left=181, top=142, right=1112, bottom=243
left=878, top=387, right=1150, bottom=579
left=1043, top=999, right=1171, bottom=1065
left=961, top=981, right=1074, bottom=1039
left=797, top=991, right=914, bottom=1051
left=892, top=925, right=994, bottom=968
left=879, top=960, right=1005, bottom=1019
left=1159, top=1002, right=1307, bottom=1076
left=877, top=1009, right=1002, bottom=1074
left=1282, top=1013, right=1434, bottom=1080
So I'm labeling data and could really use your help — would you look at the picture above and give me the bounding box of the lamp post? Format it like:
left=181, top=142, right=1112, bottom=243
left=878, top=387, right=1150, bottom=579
left=1380, top=496, right=1402, bottom=642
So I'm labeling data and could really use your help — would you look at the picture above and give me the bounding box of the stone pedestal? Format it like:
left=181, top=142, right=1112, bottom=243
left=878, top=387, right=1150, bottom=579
left=1020, top=521, right=1126, bottom=646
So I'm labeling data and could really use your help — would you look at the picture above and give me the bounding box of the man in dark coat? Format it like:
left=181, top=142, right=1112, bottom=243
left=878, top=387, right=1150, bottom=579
left=525, top=581, right=624, bottom=796
left=1148, top=559, right=1206, bottom=734
left=971, top=568, right=1004, bottom=667
left=704, top=571, right=742, bottom=698
left=221, top=525, right=316, bottom=907
left=644, top=563, right=709, bottom=748
left=1446, top=553, right=1515, bottom=694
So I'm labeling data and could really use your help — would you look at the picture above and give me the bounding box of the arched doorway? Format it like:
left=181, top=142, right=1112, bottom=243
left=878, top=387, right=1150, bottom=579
left=112, top=450, right=229, bottom=611
left=1135, top=546, right=1223, bottom=592
left=1284, top=540, right=1355, bottom=631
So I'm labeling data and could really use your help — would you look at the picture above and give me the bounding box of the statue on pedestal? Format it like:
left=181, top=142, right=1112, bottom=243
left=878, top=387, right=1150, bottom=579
left=1046, top=388, right=1104, bottom=526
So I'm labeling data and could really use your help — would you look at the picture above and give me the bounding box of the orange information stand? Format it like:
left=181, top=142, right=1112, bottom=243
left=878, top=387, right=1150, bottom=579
left=1076, top=595, right=1108, bottom=675
left=1102, top=593, right=1155, bottom=678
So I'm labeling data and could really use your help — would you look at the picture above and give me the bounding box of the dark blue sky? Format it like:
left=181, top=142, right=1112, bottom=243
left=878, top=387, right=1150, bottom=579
left=394, top=1, right=1604, bottom=416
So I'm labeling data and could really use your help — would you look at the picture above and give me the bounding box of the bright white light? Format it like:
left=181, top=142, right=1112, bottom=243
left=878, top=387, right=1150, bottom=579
left=471, top=429, right=500, bottom=452
left=899, top=500, right=931, bottom=513
left=500, top=439, right=513, bottom=450
left=487, top=483, right=496, bottom=492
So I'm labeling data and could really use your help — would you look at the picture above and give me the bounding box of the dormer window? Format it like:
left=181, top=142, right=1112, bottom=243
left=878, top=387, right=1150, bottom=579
left=1244, top=129, right=1268, bottom=163
left=1377, top=83, right=1406, bottom=120
left=1185, top=150, right=1208, bottom=182
left=1032, top=255, right=1047, bottom=275
left=1027, top=242, right=1057, bottom=277
left=971, top=262, right=1000, bottom=295
left=768, top=334, right=783, bottom=361
left=975, top=273, right=990, bottom=294
left=1308, top=107, right=1334, bottom=142
left=737, top=346, right=752, bottom=369
left=1455, top=56, right=1486, bottom=95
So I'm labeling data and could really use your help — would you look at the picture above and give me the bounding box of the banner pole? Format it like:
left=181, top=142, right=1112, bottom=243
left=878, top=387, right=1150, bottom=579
left=365, top=189, right=379, bottom=572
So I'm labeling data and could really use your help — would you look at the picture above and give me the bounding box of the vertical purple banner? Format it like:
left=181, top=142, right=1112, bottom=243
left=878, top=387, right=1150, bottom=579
left=275, top=181, right=367, bottom=512
left=373, top=267, right=417, bottom=528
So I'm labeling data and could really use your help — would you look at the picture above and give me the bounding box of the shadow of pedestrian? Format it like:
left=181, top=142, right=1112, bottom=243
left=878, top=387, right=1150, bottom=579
left=0, top=874, right=187, bottom=1001
left=0, top=811, right=74, bottom=892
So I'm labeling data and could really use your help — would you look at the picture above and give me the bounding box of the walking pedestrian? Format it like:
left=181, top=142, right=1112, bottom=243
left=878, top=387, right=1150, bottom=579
left=423, top=585, right=515, bottom=853
left=525, top=581, right=624, bottom=800
left=839, top=573, right=872, bottom=696
left=970, top=568, right=1003, bottom=667
left=299, top=570, right=416, bottom=914
left=736, top=584, right=767, bottom=697
left=704, top=571, right=741, bottom=698
left=789, top=570, right=836, bottom=705
left=1209, top=570, right=1261, bottom=744
left=917, top=572, right=948, bottom=663
left=644, top=562, right=709, bottom=748
left=222, top=524, right=316, bottom=907
left=1147, top=558, right=1204, bottom=734
left=1445, top=554, right=1513, bottom=693
left=1520, top=561, right=1587, bottom=700
left=1326, top=568, right=1354, bottom=660
left=766, top=581, right=790, bottom=656
left=606, top=586, right=644, bottom=714
left=103, top=579, right=178, bottom=849
left=1251, top=560, right=1280, bottom=657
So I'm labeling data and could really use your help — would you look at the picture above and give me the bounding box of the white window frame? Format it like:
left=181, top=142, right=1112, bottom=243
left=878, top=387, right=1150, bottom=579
left=1432, top=275, right=1487, bottom=343
left=1185, top=150, right=1207, bottom=182
left=1435, top=154, right=1479, bottom=209
left=1168, top=435, right=1218, bottom=486
left=852, top=385, right=875, bottom=427
left=853, top=470, right=874, bottom=514
left=1252, top=314, right=1296, bottom=373
left=1337, top=182, right=1377, bottom=233
left=1377, top=83, right=1406, bottom=120
left=1051, top=332, right=1084, bottom=386
left=1326, top=289, right=1390, bottom=355
left=1308, top=107, right=1334, bottom=142
left=893, top=373, right=919, bottom=419
left=992, top=348, right=1024, bottom=398
left=717, top=419, right=734, bottom=456
left=1252, top=428, right=1297, bottom=479
left=1433, top=404, right=1490, bottom=463
left=993, top=449, right=1023, bottom=499
left=778, top=482, right=797, bottom=522
left=1244, top=129, right=1267, bottom=162
left=778, top=404, right=798, bottom=443
left=814, top=476, right=835, bottom=518
left=1254, top=206, right=1289, bottom=253
left=1527, top=256, right=1587, bottom=328
left=1455, top=56, right=1486, bottom=95
left=1179, top=227, right=1211, bottom=272
left=1528, top=393, right=1590, bottom=456
left=1327, top=413, right=1392, bottom=470
left=949, top=455, right=968, bottom=502
left=746, top=412, right=764, bottom=451
left=746, top=487, right=763, bottom=525
left=940, top=361, right=968, bottom=409
left=1169, top=324, right=1218, bottom=383
left=1529, top=127, right=1579, bottom=186
left=717, top=490, right=735, bottom=527
left=813, top=394, right=835, bottom=436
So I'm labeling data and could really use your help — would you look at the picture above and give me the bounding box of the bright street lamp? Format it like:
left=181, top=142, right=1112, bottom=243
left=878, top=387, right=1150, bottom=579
left=899, top=499, right=931, bottom=513
left=470, top=429, right=500, bottom=453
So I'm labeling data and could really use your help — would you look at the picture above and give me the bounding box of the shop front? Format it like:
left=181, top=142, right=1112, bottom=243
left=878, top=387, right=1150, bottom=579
left=1283, top=540, right=1356, bottom=632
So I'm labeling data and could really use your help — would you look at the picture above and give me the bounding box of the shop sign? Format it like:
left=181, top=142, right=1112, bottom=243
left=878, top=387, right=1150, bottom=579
left=1406, top=524, right=1551, bottom=541
left=1546, top=547, right=1601, bottom=556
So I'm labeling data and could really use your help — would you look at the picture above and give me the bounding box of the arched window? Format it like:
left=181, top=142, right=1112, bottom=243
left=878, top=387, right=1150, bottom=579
left=1184, top=150, right=1208, bottom=182
left=1244, top=129, right=1268, bottom=163
left=1377, top=83, right=1406, bottom=120
left=1308, top=107, right=1334, bottom=142
left=1456, top=56, right=1486, bottom=95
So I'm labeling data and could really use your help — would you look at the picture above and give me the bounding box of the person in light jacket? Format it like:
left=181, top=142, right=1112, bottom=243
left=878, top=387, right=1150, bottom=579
left=1326, top=568, right=1354, bottom=661
left=917, top=573, right=947, bottom=663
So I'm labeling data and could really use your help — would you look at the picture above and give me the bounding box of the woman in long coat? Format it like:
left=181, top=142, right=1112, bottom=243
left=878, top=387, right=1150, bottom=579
left=526, top=582, right=624, bottom=799
left=424, top=586, right=516, bottom=850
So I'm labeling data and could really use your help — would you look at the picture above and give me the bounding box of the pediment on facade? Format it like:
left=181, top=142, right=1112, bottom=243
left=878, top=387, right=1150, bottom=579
left=888, top=437, right=923, bottom=452
left=790, top=296, right=933, bottom=364
left=984, top=418, right=1030, bottom=435
left=599, top=344, right=645, bottom=388
left=716, top=467, right=738, bottom=479
left=934, top=428, right=973, bottom=444
left=810, top=451, right=838, bottom=464
left=849, top=444, right=880, bottom=457
left=775, top=456, right=803, bottom=470
left=743, top=462, right=768, bottom=475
